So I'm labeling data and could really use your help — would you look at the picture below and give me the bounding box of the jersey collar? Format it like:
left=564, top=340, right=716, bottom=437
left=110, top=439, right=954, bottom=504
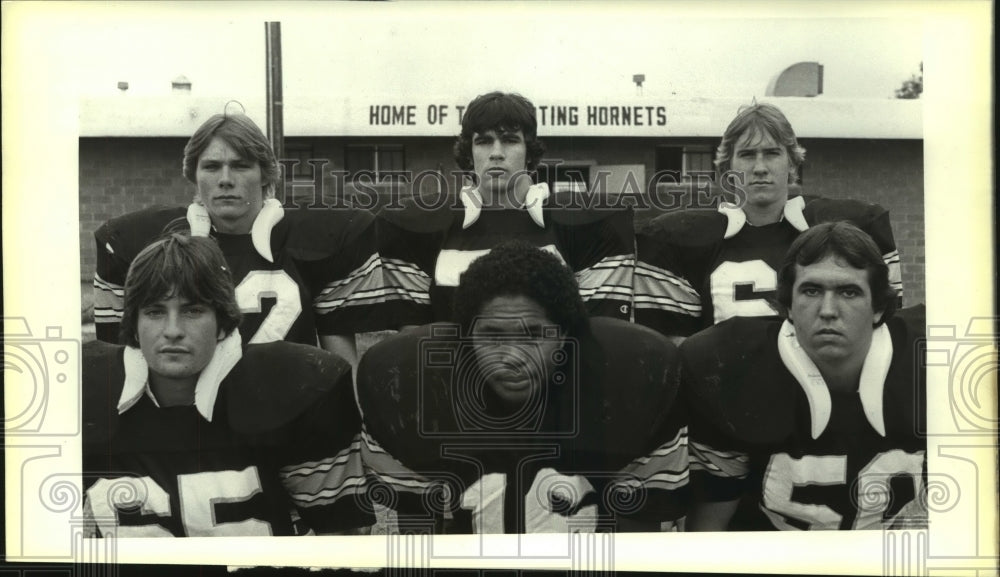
left=718, top=195, right=808, bottom=239
left=460, top=183, right=549, bottom=229
left=117, top=330, right=244, bottom=421
left=186, top=198, right=285, bottom=263
left=776, top=320, right=893, bottom=439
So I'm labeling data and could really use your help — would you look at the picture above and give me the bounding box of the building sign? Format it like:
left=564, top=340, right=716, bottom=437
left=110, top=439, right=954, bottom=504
left=80, top=95, right=922, bottom=139
left=367, top=103, right=668, bottom=128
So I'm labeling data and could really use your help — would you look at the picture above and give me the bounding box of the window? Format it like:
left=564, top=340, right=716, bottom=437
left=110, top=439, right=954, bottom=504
left=344, top=144, right=406, bottom=183
left=655, top=144, right=715, bottom=179
left=282, top=143, right=315, bottom=179
left=536, top=162, right=592, bottom=193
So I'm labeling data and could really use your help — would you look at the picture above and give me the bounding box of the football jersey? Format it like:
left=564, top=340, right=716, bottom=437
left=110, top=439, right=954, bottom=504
left=92, top=200, right=385, bottom=346
left=374, top=184, right=635, bottom=325
left=356, top=317, right=689, bottom=533
left=82, top=337, right=371, bottom=537
left=634, top=195, right=903, bottom=337
left=681, top=312, right=926, bottom=530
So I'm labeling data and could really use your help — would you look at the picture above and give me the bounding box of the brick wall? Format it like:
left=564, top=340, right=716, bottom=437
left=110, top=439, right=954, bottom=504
left=79, top=138, right=191, bottom=280
left=79, top=136, right=925, bottom=305
left=800, top=139, right=925, bottom=305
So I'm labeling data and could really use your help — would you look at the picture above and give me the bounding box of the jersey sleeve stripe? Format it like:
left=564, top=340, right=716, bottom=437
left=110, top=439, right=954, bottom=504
left=884, top=251, right=903, bottom=297
left=575, top=255, right=634, bottom=304
left=689, top=440, right=750, bottom=479
left=313, top=254, right=431, bottom=314
left=279, top=436, right=368, bottom=508
left=93, top=273, right=125, bottom=323
left=615, top=426, right=689, bottom=491
left=359, top=430, right=437, bottom=496
left=633, top=262, right=702, bottom=316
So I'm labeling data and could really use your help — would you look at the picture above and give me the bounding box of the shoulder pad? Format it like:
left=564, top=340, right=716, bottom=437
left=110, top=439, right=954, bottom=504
left=636, top=209, right=726, bottom=249
left=547, top=190, right=631, bottom=226
left=579, top=318, right=681, bottom=453
left=281, top=205, right=377, bottom=261
left=82, top=340, right=127, bottom=445
left=801, top=196, right=888, bottom=227
left=356, top=324, right=458, bottom=469
left=891, top=304, right=925, bottom=338
left=882, top=313, right=926, bottom=437
left=374, top=191, right=458, bottom=234
left=681, top=317, right=796, bottom=444
left=95, top=206, right=188, bottom=258
left=225, top=342, right=352, bottom=435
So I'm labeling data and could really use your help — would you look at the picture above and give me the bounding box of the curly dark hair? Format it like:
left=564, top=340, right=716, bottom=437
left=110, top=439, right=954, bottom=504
left=776, top=221, right=897, bottom=326
left=120, top=233, right=242, bottom=347
left=453, top=91, right=546, bottom=172
left=453, top=241, right=589, bottom=338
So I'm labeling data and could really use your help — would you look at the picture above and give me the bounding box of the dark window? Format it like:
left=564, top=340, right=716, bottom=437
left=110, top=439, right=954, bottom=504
left=282, top=143, right=315, bottom=179
left=344, top=144, right=406, bottom=183
left=655, top=145, right=714, bottom=178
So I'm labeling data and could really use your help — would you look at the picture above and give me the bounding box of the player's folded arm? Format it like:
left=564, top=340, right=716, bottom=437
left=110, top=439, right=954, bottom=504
left=352, top=201, right=446, bottom=329
left=92, top=207, right=190, bottom=343
left=609, top=399, right=691, bottom=526
left=229, top=341, right=376, bottom=534
left=632, top=213, right=708, bottom=337
left=552, top=206, right=637, bottom=320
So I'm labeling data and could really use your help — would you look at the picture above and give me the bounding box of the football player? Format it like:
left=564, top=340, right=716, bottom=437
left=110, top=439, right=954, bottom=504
left=83, top=234, right=371, bottom=537
left=375, top=91, right=635, bottom=325
left=92, top=111, right=382, bottom=363
left=358, top=241, right=688, bottom=533
left=634, top=103, right=902, bottom=338
left=683, top=222, right=926, bottom=530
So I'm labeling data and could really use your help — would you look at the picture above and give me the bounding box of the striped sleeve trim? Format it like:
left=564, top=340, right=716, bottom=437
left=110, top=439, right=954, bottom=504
left=884, top=250, right=903, bottom=296
left=633, top=261, right=702, bottom=316
left=93, top=273, right=124, bottom=324
left=689, top=440, right=750, bottom=480
left=575, top=254, right=634, bottom=304
left=314, top=254, right=431, bottom=315
left=360, top=430, right=436, bottom=496
left=381, top=257, right=432, bottom=304
left=615, top=426, right=689, bottom=491
left=279, top=435, right=368, bottom=508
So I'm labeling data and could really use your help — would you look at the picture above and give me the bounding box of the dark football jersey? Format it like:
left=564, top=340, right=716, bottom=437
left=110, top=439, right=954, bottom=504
left=374, top=185, right=635, bottom=325
left=357, top=317, right=688, bottom=533
left=634, top=195, right=903, bottom=336
left=92, top=202, right=384, bottom=346
left=82, top=339, right=371, bottom=536
left=681, top=312, right=926, bottom=530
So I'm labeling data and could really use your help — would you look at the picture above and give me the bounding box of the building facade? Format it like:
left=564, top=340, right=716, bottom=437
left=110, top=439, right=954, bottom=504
left=79, top=95, right=924, bottom=304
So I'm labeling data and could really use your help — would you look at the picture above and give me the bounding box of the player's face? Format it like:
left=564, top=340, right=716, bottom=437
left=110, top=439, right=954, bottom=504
left=195, top=137, right=265, bottom=234
left=472, top=128, right=530, bottom=201
left=730, top=128, right=791, bottom=211
left=471, top=295, right=565, bottom=406
left=137, top=294, right=220, bottom=386
left=788, top=255, right=883, bottom=367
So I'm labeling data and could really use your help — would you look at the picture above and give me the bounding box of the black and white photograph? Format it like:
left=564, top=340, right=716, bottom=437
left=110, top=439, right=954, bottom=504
left=3, top=1, right=995, bottom=575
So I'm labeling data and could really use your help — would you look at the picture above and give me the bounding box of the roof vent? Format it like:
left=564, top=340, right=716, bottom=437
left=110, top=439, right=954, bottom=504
left=171, top=75, right=192, bottom=93
left=766, top=62, right=823, bottom=97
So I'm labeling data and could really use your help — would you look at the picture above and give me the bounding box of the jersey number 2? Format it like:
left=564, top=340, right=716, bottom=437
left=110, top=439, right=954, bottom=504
left=235, top=270, right=303, bottom=344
